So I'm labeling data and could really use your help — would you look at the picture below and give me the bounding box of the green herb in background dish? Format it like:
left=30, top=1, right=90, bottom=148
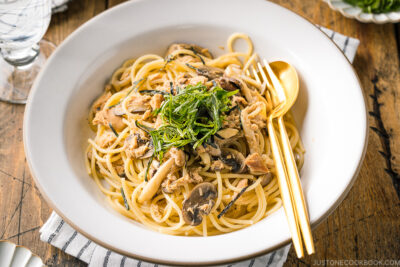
left=147, top=83, right=237, bottom=161
left=344, top=0, right=400, bottom=13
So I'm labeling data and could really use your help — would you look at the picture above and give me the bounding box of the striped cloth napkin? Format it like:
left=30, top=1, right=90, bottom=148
left=39, top=27, right=359, bottom=267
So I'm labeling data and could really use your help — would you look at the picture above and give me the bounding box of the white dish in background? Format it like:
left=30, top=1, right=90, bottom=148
left=0, top=241, right=44, bottom=267
left=23, top=0, right=368, bottom=265
left=324, top=0, right=400, bottom=23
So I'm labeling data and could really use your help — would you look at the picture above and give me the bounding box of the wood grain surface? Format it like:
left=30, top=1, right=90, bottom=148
left=1, top=0, right=399, bottom=266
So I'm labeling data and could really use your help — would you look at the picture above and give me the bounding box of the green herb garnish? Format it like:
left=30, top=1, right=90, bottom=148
left=344, top=0, right=400, bottom=13
left=121, top=187, right=130, bottom=210
left=148, top=83, right=237, bottom=161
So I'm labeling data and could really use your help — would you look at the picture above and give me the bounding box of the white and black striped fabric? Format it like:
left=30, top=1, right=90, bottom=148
left=39, top=27, right=359, bottom=267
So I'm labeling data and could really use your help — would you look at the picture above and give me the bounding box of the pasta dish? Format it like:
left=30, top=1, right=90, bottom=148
left=85, top=33, right=305, bottom=236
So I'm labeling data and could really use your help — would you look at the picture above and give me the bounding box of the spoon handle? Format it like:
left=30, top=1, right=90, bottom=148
left=267, top=118, right=304, bottom=258
left=278, top=116, right=315, bottom=255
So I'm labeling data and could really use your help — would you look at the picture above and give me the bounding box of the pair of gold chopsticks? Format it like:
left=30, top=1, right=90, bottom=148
left=246, top=59, right=314, bottom=258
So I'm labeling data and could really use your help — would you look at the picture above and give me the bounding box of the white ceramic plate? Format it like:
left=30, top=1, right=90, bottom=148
left=0, top=241, right=44, bottom=267
left=324, top=0, right=400, bottom=23
left=24, top=0, right=368, bottom=265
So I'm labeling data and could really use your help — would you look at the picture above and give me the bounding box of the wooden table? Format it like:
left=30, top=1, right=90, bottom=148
left=1, top=0, right=399, bottom=266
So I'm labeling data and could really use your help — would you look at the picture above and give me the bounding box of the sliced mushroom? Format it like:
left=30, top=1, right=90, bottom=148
left=216, top=128, right=239, bottom=139
left=166, top=43, right=213, bottom=58
left=260, top=173, right=272, bottom=187
left=210, top=160, right=225, bottom=171
left=216, top=77, right=241, bottom=91
left=138, top=158, right=175, bottom=203
left=137, top=147, right=154, bottom=159
left=126, top=93, right=152, bottom=113
left=182, top=182, right=217, bottom=226
left=220, top=148, right=246, bottom=173
left=196, top=143, right=221, bottom=157
left=195, top=65, right=224, bottom=80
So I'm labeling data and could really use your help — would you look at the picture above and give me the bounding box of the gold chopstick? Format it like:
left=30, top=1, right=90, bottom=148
left=267, top=116, right=304, bottom=258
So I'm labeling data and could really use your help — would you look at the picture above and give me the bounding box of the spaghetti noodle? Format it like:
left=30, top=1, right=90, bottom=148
left=85, top=33, right=305, bottom=236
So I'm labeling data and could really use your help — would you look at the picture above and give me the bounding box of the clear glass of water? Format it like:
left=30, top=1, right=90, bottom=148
left=0, top=0, right=55, bottom=104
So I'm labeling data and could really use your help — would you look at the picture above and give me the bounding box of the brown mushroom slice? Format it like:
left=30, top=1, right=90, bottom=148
left=216, top=128, right=239, bottom=139
left=220, top=148, right=246, bottom=173
left=137, top=147, right=154, bottom=159
left=216, top=77, right=241, bottom=92
left=182, top=182, right=217, bottom=226
left=126, top=93, right=152, bottom=113
left=260, top=173, right=272, bottom=187
left=195, top=65, right=224, bottom=80
left=138, top=158, right=175, bottom=203
left=166, top=43, right=213, bottom=59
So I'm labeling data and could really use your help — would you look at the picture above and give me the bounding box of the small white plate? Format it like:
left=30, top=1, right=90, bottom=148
left=0, top=241, right=44, bottom=267
left=324, top=0, right=400, bottom=23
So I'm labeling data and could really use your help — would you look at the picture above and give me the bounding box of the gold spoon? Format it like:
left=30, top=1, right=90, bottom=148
left=266, top=60, right=315, bottom=255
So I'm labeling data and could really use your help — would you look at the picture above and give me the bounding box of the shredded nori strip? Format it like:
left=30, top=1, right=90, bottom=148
left=121, top=187, right=130, bottom=210
left=129, top=78, right=146, bottom=94
left=144, top=155, right=154, bottom=182
left=217, top=185, right=250, bottom=218
left=107, top=102, right=120, bottom=109
left=189, top=47, right=206, bottom=65
left=135, top=120, right=154, bottom=133
left=237, top=105, right=243, bottom=130
left=206, top=135, right=218, bottom=148
left=263, top=128, right=269, bottom=137
left=185, top=63, right=197, bottom=71
left=214, top=132, right=224, bottom=139
left=108, top=123, right=119, bottom=137
left=163, top=54, right=176, bottom=69
left=226, top=104, right=239, bottom=115
left=139, top=90, right=169, bottom=95
left=169, top=82, right=174, bottom=95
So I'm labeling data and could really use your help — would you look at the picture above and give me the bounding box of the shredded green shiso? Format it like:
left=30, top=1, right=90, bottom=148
left=344, top=0, right=400, bottom=13
left=138, top=83, right=237, bottom=161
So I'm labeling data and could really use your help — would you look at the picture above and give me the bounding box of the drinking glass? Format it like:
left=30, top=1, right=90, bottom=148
left=0, top=0, right=54, bottom=104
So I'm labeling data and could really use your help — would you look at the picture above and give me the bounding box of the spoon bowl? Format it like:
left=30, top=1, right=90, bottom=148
left=270, top=61, right=299, bottom=116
